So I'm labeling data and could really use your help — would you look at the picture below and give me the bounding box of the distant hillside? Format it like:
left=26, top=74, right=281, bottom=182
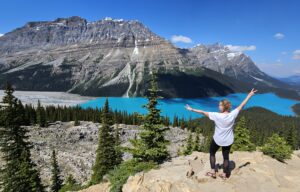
left=279, top=75, right=300, bottom=89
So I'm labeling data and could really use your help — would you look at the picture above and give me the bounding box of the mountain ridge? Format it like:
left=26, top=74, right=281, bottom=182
left=0, top=16, right=298, bottom=99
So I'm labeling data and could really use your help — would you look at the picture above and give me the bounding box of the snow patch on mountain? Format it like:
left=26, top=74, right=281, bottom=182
left=133, top=40, right=139, bottom=55
left=227, top=52, right=242, bottom=60
left=250, top=75, right=263, bottom=82
left=4, top=61, right=42, bottom=74
left=123, top=64, right=137, bottom=97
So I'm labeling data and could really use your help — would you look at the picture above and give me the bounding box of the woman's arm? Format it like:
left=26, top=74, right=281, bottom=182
left=185, top=104, right=209, bottom=117
left=236, top=88, right=258, bottom=111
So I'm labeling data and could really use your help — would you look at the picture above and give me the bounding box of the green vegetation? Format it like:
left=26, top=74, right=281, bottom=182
left=59, top=174, right=82, bottom=192
left=192, top=130, right=202, bottom=152
left=108, top=159, right=157, bottom=192
left=114, top=125, right=123, bottom=166
left=109, top=72, right=169, bottom=192
left=261, top=133, right=293, bottom=162
left=90, top=98, right=122, bottom=185
left=123, top=72, right=170, bottom=163
left=179, top=130, right=203, bottom=156
left=21, top=104, right=163, bottom=127
left=50, top=150, right=63, bottom=192
left=198, top=131, right=213, bottom=153
left=0, top=83, right=44, bottom=192
left=231, top=116, right=256, bottom=152
left=36, top=100, right=47, bottom=127
left=181, top=132, right=194, bottom=155
left=286, top=125, right=298, bottom=150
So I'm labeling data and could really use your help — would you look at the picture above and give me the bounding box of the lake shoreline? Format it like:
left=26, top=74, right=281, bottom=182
left=0, top=90, right=95, bottom=107
left=1, top=90, right=299, bottom=118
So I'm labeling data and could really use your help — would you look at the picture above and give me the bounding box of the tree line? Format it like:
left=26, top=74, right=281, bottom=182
left=0, top=72, right=169, bottom=192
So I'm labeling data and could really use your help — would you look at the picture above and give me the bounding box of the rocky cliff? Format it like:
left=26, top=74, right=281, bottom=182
left=0, top=16, right=295, bottom=98
left=80, top=151, right=300, bottom=192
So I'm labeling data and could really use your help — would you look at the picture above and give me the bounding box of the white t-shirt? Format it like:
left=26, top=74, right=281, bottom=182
left=208, top=108, right=240, bottom=146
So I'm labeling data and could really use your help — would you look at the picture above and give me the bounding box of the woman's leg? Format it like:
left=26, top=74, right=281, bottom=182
left=209, top=139, right=220, bottom=172
left=221, top=145, right=232, bottom=175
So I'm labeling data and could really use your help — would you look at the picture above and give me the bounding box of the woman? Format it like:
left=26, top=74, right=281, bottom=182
left=185, top=88, right=257, bottom=179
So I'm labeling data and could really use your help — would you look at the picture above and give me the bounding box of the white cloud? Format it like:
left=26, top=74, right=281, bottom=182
left=171, top=35, right=192, bottom=43
left=274, top=33, right=285, bottom=40
left=281, top=51, right=287, bottom=55
left=225, top=45, right=256, bottom=52
left=0, top=33, right=3, bottom=37
left=292, top=50, right=300, bottom=60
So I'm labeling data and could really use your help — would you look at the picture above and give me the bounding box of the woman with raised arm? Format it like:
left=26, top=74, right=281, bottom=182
left=184, top=88, right=257, bottom=179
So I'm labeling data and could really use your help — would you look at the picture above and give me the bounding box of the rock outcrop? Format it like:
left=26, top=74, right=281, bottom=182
left=80, top=151, right=300, bottom=192
left=19, top=121, right=198, bottom=186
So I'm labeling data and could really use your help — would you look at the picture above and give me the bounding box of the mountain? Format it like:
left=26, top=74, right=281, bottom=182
left=279, top=75, right=300, bottom=87
left=188, top=44, right=288, bottom=86
left=0, top=16, right=298, bottom=99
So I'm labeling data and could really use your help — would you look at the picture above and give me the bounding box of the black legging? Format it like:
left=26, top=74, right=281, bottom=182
left=209, top=138, right=231, bottom=174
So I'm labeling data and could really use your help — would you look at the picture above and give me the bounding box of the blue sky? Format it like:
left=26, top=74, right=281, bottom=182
left=0, top=0, right=299, bottom=77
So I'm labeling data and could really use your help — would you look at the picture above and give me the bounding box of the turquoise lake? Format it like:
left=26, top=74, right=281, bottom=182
left=80, top=93, right=299, bottom=120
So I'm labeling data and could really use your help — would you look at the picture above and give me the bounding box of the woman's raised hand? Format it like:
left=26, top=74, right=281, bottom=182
left=185, top=104, right=192, bottom=111
left=248, top=88, right=258, bottom=97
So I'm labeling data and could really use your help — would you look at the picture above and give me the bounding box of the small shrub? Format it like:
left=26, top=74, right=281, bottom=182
left=108, top=159, right=157, bottom=192
left=182, top=132, right=194, bottom=155
left=178, top=131, right=203, bottom=156
left=59, top=174, right=82, bottom=192
left=261, top=133, right=293, bottom=162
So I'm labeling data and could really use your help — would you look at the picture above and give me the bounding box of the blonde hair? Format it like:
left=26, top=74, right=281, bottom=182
left=220, top=99, right=232, bottom=112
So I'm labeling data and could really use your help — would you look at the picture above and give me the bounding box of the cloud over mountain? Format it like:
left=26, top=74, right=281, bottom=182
left=225, top=45, right=256, bottom=52
left=171, top=35, right=192, bottom=43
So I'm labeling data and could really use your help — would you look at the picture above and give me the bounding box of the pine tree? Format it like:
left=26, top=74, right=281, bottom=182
left=50, top=150, right=62, bottom=192
left=231, top=116, right=256, bottom=152
left=59, top=174, right=81, bottom=192
left=114, top=125, right=123, bottom=166
left=193, top=129, right=201, bottom=152
left=286, top=125, right=297, bottom=150
left=182, top=132, right=194, bottom=155
left=65, top=174, right=76, bottom=186
left=173, top=116, right=179, bottom=127
left=262, top=133, right=292, bottom=162
left=74, top=113, right=80, bottom=126
left=124, top=71, right=170, bottom=163
left=36, top=100, right=46, bottom=127
left=202, top=131, right=213, bottom=153
left=0, top=82, right=44, bottom=192
left=90, top=98, right=118, bottom=184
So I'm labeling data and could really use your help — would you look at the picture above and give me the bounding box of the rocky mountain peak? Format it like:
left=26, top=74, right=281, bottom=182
left=54, top=16, right=87, bottom=25
left=24, top=16, right=87, bottom=28
left=0, top=17, right=292, bottom=98
left=0, top=16, right=160, bottom=56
